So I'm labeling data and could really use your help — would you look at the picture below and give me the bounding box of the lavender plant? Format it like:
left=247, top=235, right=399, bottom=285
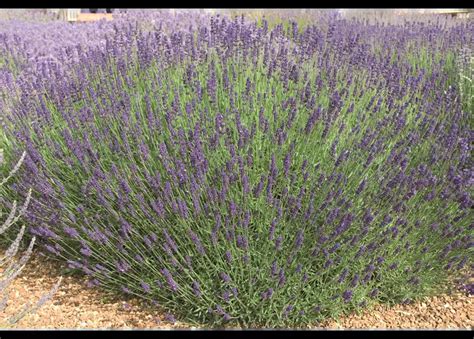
left=0, top=12, right=472, bottom=327
left=0, top=149, right=62, bottom=327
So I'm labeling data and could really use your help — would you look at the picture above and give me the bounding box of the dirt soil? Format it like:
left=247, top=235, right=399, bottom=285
left=1, top=252, right=472, bottom=330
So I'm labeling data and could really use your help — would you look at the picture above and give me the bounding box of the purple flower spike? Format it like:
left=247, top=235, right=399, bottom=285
left=369, top=288, right=379, bottom=298
left=164, top=313, right=176, bottom=324
left=188, top=229, right=206, bottom=255
left=236, top=235, right=248, bottom=249
left=342, top=290, right=353, bottom=303
left=141, top=281, right=151, bottom=293
left=225, top=250, right=233, bottom=263
left=161, top=268, right=179, bottom=292
left=80, top=246, right=92, bottom=257
left=220, top=272, right=231, bottom=283
left=192, top=280, right=202, bottom=297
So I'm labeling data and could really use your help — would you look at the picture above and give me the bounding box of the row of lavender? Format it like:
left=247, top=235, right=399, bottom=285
left=0, top=10, right=213, bottom=148
left=0, top=11, right=473, bottom=327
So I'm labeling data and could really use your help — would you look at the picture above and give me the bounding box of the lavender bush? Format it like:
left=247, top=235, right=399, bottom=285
left=0, top=11, right=472, bottom=327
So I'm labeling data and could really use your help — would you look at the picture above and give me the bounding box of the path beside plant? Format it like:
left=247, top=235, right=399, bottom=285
left=2, top=253, right=473, bottom=329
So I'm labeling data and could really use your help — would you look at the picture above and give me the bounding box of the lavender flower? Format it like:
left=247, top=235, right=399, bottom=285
left=224, top=250, right=233, bottom=264
left=141, top=281, right=151, bottom=293
left=161, top=268, right=179, bottom=292
left=236, top=235, right=248, bottom=249
left=283, top=305, right=294, bottom=317
left=350, top=274, right=359, bottom=288
left=188, top=229, right=206, bottom=255
left=220, top=272, right=231, bottom=283
left=164, top=313, right=176, bottom=324
left=275, top=235, right=283, bottom=251
left=342, top=290, right=353, bottom=303
left=80, top=246, right=92, bottom=257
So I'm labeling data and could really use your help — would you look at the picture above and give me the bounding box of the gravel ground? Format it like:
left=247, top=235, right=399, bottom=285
left=1, top=252, right=472, bottom=330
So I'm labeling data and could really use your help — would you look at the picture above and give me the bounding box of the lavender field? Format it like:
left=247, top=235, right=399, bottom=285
left=0, top=9, right=472, bottom=328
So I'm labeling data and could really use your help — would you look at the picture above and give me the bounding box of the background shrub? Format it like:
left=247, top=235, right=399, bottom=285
left=0, top=149, right=62, bottom=326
